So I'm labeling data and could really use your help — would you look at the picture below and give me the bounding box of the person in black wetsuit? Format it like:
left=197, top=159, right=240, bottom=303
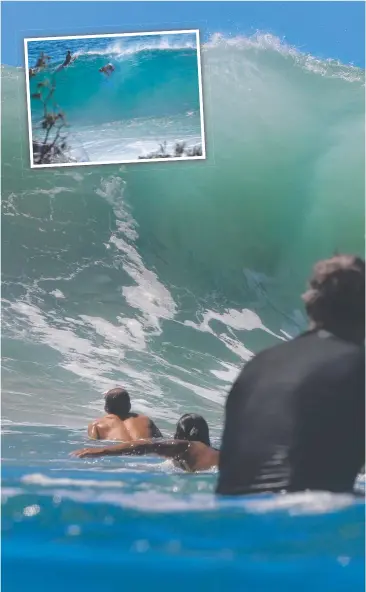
left=217, top=255, right=365, bottom=496
left=62, top=50, right=72, bottom=67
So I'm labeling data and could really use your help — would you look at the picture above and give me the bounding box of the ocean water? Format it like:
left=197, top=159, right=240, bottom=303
left=26, top=33, right=203, bottom=162
left=2, top=33, right=365, bottom=590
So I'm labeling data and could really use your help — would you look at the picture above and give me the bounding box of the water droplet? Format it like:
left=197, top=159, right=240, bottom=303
left=338, top=556, right=350, bottom=567
left=23, top=504, right=40, bottom=517
left=67, top=524, right=81, bottom=536
left=133, top=539, right=149, bottom=553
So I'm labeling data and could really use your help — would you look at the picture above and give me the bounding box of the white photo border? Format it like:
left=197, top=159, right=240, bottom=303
left=24, top=28, right=206, bottom=168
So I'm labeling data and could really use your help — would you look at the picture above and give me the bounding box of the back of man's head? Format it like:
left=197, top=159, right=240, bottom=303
left=104, top=387, right=131, bottom=419
left=302, top=254, right=365, bottom=342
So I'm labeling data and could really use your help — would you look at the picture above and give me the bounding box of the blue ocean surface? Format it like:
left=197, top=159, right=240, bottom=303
left=2, top=425, right=365, bottom=592
left=2, top=32, right=365, bottom=590
left=27, top=33, right=203, bottom=162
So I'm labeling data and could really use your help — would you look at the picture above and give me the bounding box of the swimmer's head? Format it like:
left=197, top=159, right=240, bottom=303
left=174, top=414, right=210, bottom=446
left=104, top=387, right=131, bottom=418
left=302, top=254, right=365, bottom=342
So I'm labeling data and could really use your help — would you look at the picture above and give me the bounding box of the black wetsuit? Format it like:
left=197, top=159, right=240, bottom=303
left=217, top=330, right=365, bottom=496
left=63, top=53, right=72, bottom=67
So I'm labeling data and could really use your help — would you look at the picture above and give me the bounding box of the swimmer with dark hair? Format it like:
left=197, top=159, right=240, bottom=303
left=217, top=255, right=365, bottom=496
left=87, top=387, right=162, bottom=442
left=73, top=413, right=219, bottom=472
left=99, top=63, right=115, bottom=76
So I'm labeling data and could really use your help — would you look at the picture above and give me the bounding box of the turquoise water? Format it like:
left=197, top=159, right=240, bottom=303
left=2, top=33, right=365, bottom=590
left=27, top=34, right=203, bottom=162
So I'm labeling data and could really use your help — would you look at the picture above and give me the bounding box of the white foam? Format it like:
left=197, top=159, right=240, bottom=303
left=75, top=35, right=197, bottom=60
left=21, top=473, right=125, bottom=488
left=245, top=491, right=356, bottom=515
left=165, top=375, right=224, bottom=406
left=1, top=487, right=23, bottom=501
left=204, top=32, right=364, bottom=83
left=97, top=176, right=177, bottom=332
left=50, top=289, right=65, bottom=299
left=210, top=361, right=241, bottom=383
left=184, top=307, right=284, bottom=340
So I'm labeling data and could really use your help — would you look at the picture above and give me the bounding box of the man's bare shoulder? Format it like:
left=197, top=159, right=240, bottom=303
left=88, top=415, right=121, bottom=438
left=88, top=417, right=104, bottom=439
left=91, top=415, right=116, bottom=426
left=188, top=442, right=219, bottom=471
left=122, top=414, right=162, bottom=439
left=126, top=414, right=152, bottom=425
left=135, top=415, right=163, bottom=437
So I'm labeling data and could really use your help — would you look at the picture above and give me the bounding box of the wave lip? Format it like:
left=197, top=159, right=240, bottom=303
left=205, top=32, right=364, bottom=82
left=74, top=35, right=198, bottom=59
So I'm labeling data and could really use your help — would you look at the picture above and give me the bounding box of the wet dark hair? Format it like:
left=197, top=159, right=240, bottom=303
left=174, top=414, right=211, bottom=446
left=302, top=255, right=365, bottom=335
left=104, top=387, right=131, bottom=418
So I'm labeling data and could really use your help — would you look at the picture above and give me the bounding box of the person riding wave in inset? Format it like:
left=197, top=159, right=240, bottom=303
left=99, top=63, right=115, bottom=77
left=62, top=50, right=73, bottom=68
left=54, top=50, right=75, bottom=74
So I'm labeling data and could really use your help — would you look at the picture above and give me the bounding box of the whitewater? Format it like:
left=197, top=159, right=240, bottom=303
left=2, top=34, right=365, bottom=591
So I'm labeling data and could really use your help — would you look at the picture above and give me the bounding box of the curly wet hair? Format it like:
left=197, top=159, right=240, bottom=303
left=302, top=255, right=365, bottom=330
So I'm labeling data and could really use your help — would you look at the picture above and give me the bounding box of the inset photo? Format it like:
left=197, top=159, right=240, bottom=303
left=24, top=30, right=206, bottom=167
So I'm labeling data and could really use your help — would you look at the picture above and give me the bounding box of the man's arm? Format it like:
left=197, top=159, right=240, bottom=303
left=72, top=439, right=189, bottom=459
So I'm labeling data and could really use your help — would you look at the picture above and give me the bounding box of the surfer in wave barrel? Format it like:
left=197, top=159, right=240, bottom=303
left=217, top=254, right=365, bottom=496
left=87, top=387, right=163, bottom=442
left=73, top=413, right=219, bottom=472
left=99, top=63, right=115, bottom=77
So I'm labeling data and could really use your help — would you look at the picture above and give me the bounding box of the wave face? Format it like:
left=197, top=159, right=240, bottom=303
left=2, top=34, right=365, bottom=431
left=29, top=48, right=201, bottom=126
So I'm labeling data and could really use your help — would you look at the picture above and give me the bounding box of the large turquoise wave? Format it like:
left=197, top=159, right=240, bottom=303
left=2, top=34, right=365, bottom=430
left=29, top=47, right=201, bottom=125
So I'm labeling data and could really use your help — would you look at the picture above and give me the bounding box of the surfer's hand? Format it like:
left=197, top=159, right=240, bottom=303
left=71, top=447, right=105, bottom=458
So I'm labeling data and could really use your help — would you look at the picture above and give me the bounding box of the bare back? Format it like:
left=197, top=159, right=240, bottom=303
left=173, top=441, right=219, bottom=472
left=88, top=413, right=162, bottom=442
